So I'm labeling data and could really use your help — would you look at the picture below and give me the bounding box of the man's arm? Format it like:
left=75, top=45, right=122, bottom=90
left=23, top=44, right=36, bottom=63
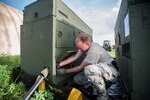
left=65, top=61, right=89, bottom=74
left=59, top=50, right=83, bottom=67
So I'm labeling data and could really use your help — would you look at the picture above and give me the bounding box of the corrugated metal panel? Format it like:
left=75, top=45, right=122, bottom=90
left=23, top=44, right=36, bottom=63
left=0, top=2, right=23, bottom=55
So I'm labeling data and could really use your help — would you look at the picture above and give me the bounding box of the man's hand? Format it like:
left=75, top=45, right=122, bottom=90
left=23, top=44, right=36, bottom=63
left=57, top=68, right=66, bottom=75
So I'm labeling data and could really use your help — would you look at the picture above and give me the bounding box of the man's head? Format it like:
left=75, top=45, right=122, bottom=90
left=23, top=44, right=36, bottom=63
left=75, top=33, right=92, bottom=51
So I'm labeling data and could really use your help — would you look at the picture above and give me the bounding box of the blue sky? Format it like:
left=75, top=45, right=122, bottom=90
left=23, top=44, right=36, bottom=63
left=0, top=0, right=118, bottom=11
left=64, top=0, right=118, bottom=10
left=0, top=0, right=121, bottom=45
left=0, top=0, right=36, bottom=10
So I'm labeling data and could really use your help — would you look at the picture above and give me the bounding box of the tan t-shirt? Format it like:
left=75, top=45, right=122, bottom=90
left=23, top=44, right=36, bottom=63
left=83, top=42, right=114, bottom=64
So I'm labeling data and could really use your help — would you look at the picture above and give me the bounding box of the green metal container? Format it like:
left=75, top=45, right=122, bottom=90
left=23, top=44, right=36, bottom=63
left=115, top=0, right=150, bottom=99
left=21, top=0, right=92, bottom=84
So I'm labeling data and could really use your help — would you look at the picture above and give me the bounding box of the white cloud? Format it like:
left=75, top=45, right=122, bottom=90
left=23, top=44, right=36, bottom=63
left=64, top=0, right=121, bottom=45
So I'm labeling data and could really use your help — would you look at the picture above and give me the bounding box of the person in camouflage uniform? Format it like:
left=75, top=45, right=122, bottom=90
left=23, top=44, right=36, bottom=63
left=57, top=33, right=119, bottom=100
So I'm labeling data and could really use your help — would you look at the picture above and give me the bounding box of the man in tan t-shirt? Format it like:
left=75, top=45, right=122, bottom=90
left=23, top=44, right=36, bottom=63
left=57, top=33, right=119, bottom=100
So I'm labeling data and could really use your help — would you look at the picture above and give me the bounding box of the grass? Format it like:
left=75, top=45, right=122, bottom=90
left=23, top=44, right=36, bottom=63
left=0, top=54, right=54, bottom=99
left=0, top=54, right=25, bottom=99
left=108, top=49, right=116, bottom=58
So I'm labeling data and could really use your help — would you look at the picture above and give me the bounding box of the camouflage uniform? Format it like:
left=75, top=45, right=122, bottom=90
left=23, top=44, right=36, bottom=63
left=73, top=42, right=119, bottom=99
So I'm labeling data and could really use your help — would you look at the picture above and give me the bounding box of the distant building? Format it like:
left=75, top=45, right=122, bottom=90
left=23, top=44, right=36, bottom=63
left=0, top=2, right=23, bottom=55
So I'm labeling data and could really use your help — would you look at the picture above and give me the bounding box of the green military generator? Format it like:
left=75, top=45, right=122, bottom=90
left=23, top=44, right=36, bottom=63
left=21, top=0, right=92, bottom=85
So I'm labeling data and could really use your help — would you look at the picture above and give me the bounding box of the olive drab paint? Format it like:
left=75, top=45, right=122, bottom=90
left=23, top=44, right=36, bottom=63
left=21, top=0, right=92, bottom=84
left=115, top=0, right=150, bottom=99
